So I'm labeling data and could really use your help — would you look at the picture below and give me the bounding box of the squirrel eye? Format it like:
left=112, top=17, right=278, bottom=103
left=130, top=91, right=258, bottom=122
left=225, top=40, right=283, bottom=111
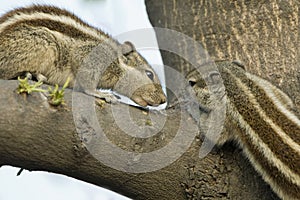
left=146, top=70, right=154, bottom=81
left=189, top=80, right=197, bottom=87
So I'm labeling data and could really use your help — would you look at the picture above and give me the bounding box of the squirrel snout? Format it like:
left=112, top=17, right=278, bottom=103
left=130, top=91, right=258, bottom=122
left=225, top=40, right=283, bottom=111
left=131, top=84, right=166, bottom=107
left=159, top=92, right=167, bottom=104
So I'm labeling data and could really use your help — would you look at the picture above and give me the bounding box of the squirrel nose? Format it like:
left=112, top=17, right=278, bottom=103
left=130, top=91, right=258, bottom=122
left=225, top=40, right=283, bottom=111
left=160, top=94, right=167, bottom=104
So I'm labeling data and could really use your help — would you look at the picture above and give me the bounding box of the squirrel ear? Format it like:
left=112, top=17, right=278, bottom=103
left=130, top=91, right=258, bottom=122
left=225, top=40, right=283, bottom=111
left=121, top=41, right=135, bottom=55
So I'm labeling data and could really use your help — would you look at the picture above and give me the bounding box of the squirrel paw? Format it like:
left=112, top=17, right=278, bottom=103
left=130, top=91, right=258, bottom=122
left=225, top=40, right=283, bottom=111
left=25, top=72, right=48, bottom=83
left=84, top=90, right=118, bottom=104
left=36, top=73, right=47, bottom=82
left=100, top=93, right=118, bottom=104
left=25, top=72, right=33, bottom=80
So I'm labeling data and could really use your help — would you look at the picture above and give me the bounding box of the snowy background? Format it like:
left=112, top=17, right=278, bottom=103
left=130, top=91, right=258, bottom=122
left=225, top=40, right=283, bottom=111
left=0, top=0, right=165, bottom=199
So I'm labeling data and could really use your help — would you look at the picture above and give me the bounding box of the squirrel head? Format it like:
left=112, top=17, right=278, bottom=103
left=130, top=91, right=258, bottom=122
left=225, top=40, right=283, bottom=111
left=100, top=41, right=166, bottom=107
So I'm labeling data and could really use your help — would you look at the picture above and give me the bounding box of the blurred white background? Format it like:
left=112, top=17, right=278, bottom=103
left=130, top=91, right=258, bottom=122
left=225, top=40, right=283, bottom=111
left=0, top=0, right=164, bottom=199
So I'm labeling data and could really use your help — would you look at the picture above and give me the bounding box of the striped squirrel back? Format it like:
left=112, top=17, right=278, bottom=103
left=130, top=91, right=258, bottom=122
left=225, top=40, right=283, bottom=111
left=0, top=5, right=166, bottom=107
left=188, top=61, right=300, bottom=200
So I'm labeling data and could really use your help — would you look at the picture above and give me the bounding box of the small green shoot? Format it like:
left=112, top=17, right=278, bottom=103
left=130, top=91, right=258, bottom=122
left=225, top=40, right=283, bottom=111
left=145, top=119, right=153, bottom=126
left=48, top=77, right=70, bottom=106
left=17, top=76, right=46, bottom=94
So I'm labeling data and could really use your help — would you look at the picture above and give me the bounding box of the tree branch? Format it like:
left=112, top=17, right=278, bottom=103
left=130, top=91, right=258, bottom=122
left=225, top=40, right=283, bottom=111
left=0, top=79, right=279, bottom=200
left=0, top=79, right=193, bottom=199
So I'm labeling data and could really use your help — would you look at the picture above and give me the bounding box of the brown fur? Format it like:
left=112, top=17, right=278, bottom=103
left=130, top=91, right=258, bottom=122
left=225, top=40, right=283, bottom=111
left=0, top=5, right=166, bottom=106
left=189, top=61, right=300, bottom=200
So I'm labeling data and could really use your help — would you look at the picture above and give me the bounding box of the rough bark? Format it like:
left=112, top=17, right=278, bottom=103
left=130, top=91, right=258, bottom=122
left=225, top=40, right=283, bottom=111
left=145, top=0, right=299, bottom=199
left=0, top=80, right=192, bottom=200
left=146, top=0, right=300, bottom=109
left=0, top=77, right=279, bottom=200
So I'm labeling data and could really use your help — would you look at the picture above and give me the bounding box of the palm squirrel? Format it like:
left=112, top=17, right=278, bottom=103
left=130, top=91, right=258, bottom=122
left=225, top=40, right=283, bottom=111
left=0, top=5, right=166, bottom=107
left=188, top=61, right=300, bottom=200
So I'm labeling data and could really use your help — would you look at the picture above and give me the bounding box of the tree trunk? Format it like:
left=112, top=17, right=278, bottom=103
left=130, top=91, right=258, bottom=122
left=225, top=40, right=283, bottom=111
left=146, top=0, right=300, bottom=109
left=145, top=0, right=300, bottom=199
left=1, top=1, right=299, bottom=200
